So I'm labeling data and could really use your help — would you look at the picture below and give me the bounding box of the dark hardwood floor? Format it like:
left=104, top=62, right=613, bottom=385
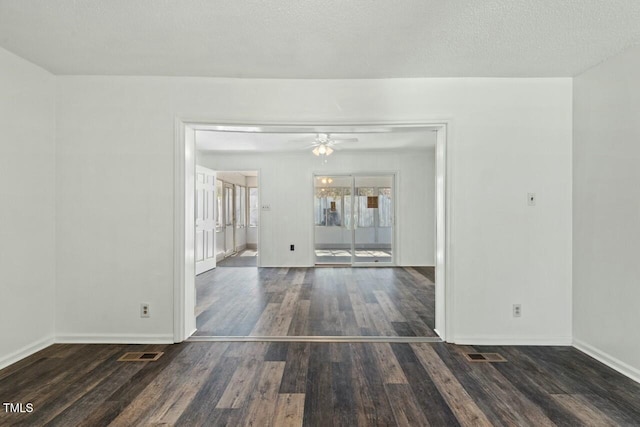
left=194, top=267, right=436, bottom=337
left=1, top=342, right=639, bottom=426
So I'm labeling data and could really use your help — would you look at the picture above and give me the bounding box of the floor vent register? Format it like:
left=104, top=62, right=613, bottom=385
left=463, top=353, right=507, bottom=363
left=117, top=352, right=164, bottom=362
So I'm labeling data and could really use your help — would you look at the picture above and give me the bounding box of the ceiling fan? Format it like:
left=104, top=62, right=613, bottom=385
left=301, top=133, right=359, bottom=158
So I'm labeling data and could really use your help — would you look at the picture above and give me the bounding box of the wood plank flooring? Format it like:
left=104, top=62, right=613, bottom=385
left=216, top=250, right=258, bottom=267
left=195, top=267, right=436, bottom=337
left=1, top=342, right=639, bottom=426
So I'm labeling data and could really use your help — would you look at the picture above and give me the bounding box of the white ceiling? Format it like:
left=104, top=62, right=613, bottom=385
left=195, top=130, right=436, bottom=153
left=1, top=1, right=639, bottom=78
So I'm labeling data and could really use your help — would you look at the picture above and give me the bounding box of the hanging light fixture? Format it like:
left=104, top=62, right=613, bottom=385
left=311, top=133, right=336, bottom=163
left=305, top=133, right=357, bottom=163
left=312, top=143, right=333, bottom=157
left=313, top=144, right=333, bottom=164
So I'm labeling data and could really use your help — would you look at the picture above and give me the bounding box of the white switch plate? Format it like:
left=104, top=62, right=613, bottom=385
left=527, top=193, right=536, bottom=206
left=261, top=204, right=271, bottom=211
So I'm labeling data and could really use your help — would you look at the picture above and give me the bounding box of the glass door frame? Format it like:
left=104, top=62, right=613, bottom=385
left=313, top=172, right=396, bottom=266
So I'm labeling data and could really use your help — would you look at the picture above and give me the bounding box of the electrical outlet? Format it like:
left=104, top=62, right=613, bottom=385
left=261, top=203, right=271, bottom=211
left=290, top=244, right=295, bottom=251
left=141, top=303, right=150, bottom=318
left=513, top=304, right=522, bottom=317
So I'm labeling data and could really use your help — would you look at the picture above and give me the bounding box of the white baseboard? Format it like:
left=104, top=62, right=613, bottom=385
left=260, top=264, right=315, bottom=268
left=454, top=335, right=573, bottom=346
left=573, top=339, right=640, bottom=384
left=55, top=333, right=174, bottom=344
left=0, top=336, right=55, bottom=370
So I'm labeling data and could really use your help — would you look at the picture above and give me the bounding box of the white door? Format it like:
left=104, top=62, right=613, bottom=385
left=195, top=166, right=216, bottom=275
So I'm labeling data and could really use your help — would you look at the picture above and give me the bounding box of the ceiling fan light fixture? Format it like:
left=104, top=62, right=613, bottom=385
left=308, top=133, right=348, bottom=161
left=312, top=143, right=333, bottom=157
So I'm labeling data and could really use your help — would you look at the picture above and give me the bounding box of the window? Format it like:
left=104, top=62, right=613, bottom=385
left=343, top=192, right=352, bottom=229
left=356, top=187, right=375, bottom=227
left=215, top=179, right=223, bottom=230
left=235, top=185, right=246, bottom=228
left=314, top=183, right=390, bottom=229
left=314, top=187, right=348, bottom=227
left=378, top=187, right=392, bottom=227
left=225, top=186, right=233, bottom=226
left=249, top=187, right=259, bottom=227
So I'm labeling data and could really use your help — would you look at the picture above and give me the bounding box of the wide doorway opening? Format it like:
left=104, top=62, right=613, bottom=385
left=176, top=122, right=450, bottom=342
left=194, top=169, right=259, bottom=274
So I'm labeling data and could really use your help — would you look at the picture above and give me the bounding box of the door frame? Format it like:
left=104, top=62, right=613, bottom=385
left=174, top=119, right=452, bottom=342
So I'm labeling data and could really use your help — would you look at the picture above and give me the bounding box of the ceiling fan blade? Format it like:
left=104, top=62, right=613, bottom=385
left=329, top=138, right=359, bottom=145
left=289, top=137, right=316, bottom=144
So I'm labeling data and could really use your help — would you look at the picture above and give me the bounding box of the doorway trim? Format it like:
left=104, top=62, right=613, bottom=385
left=174, top=119, right=453, bottom=343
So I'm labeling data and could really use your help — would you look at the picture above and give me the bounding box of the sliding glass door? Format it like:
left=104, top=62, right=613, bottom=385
left=314, top=175, right=352, bottom=264
left=314, top=174, right=394, bottom=265
left=353, top=175, right=394, bottom=264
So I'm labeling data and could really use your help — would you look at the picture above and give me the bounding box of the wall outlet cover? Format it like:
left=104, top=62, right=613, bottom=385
left=140, top=303, right=150, bottom=318
left=513, top=304, right=522, bottom=317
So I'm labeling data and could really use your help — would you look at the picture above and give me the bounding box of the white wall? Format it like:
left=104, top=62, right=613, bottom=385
left=198, top=149, right=435, bottom=266
left=0, top=48, right=56, bottom=367
left=573, top=44, right=640, bottom=380
left=55, top=77, right=572, bottom=344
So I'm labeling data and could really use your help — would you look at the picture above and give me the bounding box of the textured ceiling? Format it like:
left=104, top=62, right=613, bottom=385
left=1, top=1, right=640, bottom=78
left=195, top=131, right=436, bottom=153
